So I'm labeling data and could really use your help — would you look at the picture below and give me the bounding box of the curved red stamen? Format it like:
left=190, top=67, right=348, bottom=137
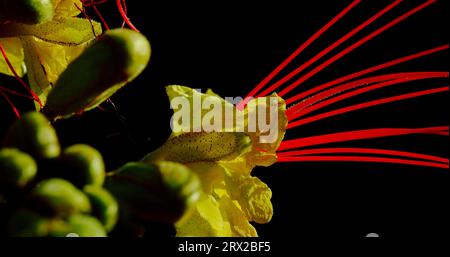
left=257, top=0, right=401, bottom=98
left=0, top=90, right=21, bottom=118
left=285, top=44, right=449, bottom=105
left=287, top=72, right=448, bottom=121
left=121, top=0, right=128, bottom=28
left=278, top=126, right=448, bottom=151
left=0, top=86, right=35, bottom=100
left=116, top=0, right=139, bottom=32
left=0, top=43, right=42, bottom=108
left=277, top=0, right=436, bottom=97
left=277, top=148, right=448, bottom=164
left=287, top=72, right=427, bottom=115
left=237, top=0, right=361, bottom=110
left=276, top=155, right=448, bottom=169
left=287, top=86, right=449, bottom=129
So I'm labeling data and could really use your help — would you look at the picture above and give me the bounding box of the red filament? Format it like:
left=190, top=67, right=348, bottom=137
left=236, top=0, right=361, bottom=110
left=0, top=43, right=42, bottom=108
left=278, top=127, right=448, bottom=151
left=287, top=86, right=448, bottom=129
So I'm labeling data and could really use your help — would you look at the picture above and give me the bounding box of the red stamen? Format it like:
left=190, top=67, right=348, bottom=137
left=276, top=0, right=436, bottom=97
left=278, top=126, right=448, bottom=151
left=256, top=0, right=401, bottom=99
left=287, top=72, right=426, bottom=116
left=237, top=0, right=361, bottom=110
left=276, top=155, right=448, bottom=169
left=0, top=90, right=21, bottom=118
left=277, top=148, right=448, bottom=164
left=121, top=0, right=128, bottom=28
left=81, top=0, right=108, bottom=7
left=0, top=43, right=43, bottom=108
left=0, top=85, right=35, bottom=100
left=92, top=4, right=110, bottom=30
left=288, top=86, right=449, bottom=129
left=116, top=0, right=139, bottom=32
left=285, top=44, right=449, bottom=105
left=97, top=105, right=106, bottom=111
left=287, top=72, right=448, bottom=121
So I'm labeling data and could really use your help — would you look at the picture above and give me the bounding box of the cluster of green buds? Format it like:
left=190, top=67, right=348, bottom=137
left=0, top=112, right=118, bottom=236
left=1, top=0, right=202, bottom=237
left=0, top=112, right=202, bottom=237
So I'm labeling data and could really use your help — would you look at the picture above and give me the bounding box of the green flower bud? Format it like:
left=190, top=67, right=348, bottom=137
left=43, top=28, right=151, bottom=120
left=29, top=178, right=91, bottom=216
left=0, top=0, right=54, bottom=25
left=59, top=144, right=105, bottom=187
left=105, top=161, right=201, bottom=224
left=3, top=112, right=60, bottom=159
left=83, top=186, right=118, bottom=232
left=0, top=148, right=37, bottom=189
left=48, top=214, right=107, bottom=237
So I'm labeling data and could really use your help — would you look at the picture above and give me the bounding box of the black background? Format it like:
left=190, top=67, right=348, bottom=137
left=1, top=0, right=448, bottom=240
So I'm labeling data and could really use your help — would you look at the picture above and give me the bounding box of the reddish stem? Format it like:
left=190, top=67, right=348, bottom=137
left=121, top=0, right=128, bottom=28
left=116, top=0, right=139, bottom=32
left=92, top=4, right=110, bottom=30
left=0, top=43, right=42, bottom=108
left=0, top=85, right=35, bottom=100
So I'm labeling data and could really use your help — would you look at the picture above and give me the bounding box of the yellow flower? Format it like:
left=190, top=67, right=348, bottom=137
left=143, top=85, right=288, bottom=236
left=0, top=0, right=102, bottom=109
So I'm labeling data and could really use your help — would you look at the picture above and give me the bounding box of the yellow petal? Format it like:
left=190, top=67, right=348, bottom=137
left=222, top=167, right=273, bottom=224
left=30, top=37, right=86, bottom=84
left=186, top=162, right=225, bottom=194
left=244, top=94, right=288, bottom=167
left=155, top=86, right=285, bottom=237
left=21, top=36, right=51, bottom=109
left=52, top=0, right=83, bottom=18
left=218, top=195, right=258, bottom=237
left=21, top=36, right=89, bottom=108
left=176, top=195, right=232, bottom=237
left=236, top=176, right=273, bottom=224
left=166, top=85, right=236, bottom=137
left=5, top=18, right=101, bottom=45
left=143, top=132, right=252, bottom=164
left=165, top=85, right=288, bottom=168
left=0, top=38, right=26, bottom=77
